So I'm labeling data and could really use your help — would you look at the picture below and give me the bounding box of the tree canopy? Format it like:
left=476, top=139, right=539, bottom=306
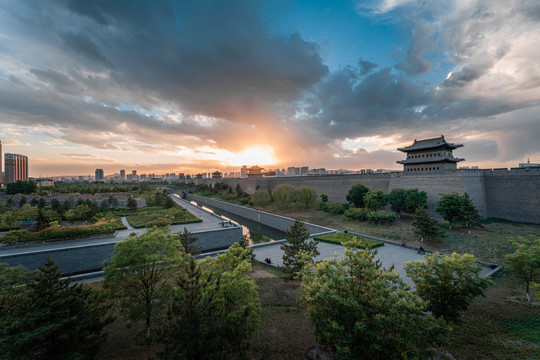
left=0, top=257, right=113, bottom=360
left=412, top=206, right=442, bottom=242
left=6, top=180, right=37, bottom=195
left=300, top=245, right=449, bottom=359
left=345, top=183, right=369, bottom=208
left=103, top=228, right=187, bottom=339
left=404, top=252, right=492, bottom=324
left=505, top=235, right=540, bottom=302
left=364, top=189, right=387, bottom=211
left=272, top=184, right=295, bottom=211
left=251, top=188, right=271, bottom=208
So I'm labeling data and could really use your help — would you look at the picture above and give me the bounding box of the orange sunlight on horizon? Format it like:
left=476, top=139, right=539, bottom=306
left=228, top=146, right=276, bottom=166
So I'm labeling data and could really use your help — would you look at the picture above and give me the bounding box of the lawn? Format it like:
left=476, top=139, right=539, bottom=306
left=314, top=232, right=384, bottom=249
left=122, top=206, right=202, bottom=228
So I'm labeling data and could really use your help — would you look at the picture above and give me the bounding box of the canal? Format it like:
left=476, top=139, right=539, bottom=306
left=189, top=200, right=286, bottom=244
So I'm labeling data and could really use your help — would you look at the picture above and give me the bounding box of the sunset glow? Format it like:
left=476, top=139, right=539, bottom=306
left=228, top=146, right=276, bottom=167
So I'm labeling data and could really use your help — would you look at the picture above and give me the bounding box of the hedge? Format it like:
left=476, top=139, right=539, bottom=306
left=344, top=208, right=396, bottom=225
left=1, top=222, right=127, bottom=246
left=314, top=232, right=384, bottom=250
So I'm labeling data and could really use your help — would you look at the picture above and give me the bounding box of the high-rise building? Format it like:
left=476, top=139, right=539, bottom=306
left=4, top=153, right=28, bottom=184
left=120, top=169, right=126, bottom=180
left=95, top=168, right=104, bottom=181
left=0, top=140, right=2, bottom=184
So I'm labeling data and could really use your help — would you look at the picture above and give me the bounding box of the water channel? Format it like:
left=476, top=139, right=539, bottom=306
left=189, top=201, right=286, bottom=245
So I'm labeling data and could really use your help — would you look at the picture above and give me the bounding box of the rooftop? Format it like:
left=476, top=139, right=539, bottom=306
left=398, top=135, right=463, bottom=152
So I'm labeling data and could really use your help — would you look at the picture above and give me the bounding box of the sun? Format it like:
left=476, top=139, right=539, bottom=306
left=229, top=146, right=276, bottom=166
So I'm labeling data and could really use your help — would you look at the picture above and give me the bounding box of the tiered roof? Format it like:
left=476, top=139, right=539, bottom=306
left=398, top=135, right=463, bottom=152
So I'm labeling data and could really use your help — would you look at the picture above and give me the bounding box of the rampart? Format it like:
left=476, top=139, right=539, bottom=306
left=188, top=167, right=540, bottom=224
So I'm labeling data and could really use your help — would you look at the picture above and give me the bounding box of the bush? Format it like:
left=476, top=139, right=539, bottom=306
left=1, top=230, right=29, bottom=245
left=344, top=208, right=396, bottom=225
left=320, top=202, right=349, bottom=214
left=314, top=232, right=384, bottom=249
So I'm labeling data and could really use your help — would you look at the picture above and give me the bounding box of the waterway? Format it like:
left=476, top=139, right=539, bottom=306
left=189, top=201, right=286, bottom=244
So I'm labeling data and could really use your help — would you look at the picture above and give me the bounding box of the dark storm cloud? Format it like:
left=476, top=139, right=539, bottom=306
left=61, top=32, right=112, bottom=67
left=395, top=21, right=434, bottom=76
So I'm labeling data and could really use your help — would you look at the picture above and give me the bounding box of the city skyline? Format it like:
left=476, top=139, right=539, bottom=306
left=1, top=1, right=540, bottom=177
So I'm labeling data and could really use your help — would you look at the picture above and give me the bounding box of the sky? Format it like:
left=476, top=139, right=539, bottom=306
left=1, top=0, right=540, bottom=177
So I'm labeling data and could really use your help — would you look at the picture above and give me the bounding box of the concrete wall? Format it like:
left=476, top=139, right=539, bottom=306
left=0, top=227, right=241, bottom=275
left=187, top=168, right=540, bottom=224
left=183, top=192, right=334, bottom=235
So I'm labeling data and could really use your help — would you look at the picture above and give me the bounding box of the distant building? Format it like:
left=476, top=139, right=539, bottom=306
left=519, top=160, right=540, bottom=168
left=287, top=166, right=300, bottom=175
left=212, top=171, right=223, bottom=179
left=247, top=165, right=264, bottom=178
left=120, top=169, right=126, bottom=180
left=95, top=168, right=104, bottom=181
left=240, top=166, right=248, bottom=177
left=4, top=153, right=28, bottom=183
left=397, top=135, right=465, bottom=173
left=300, top=166, right=309, bottom=175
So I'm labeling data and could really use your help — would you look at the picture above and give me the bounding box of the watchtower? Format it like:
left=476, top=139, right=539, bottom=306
left=397, top=135, right=464, bottom=173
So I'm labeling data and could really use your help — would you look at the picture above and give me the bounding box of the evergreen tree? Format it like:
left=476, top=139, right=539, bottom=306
left=158, top=244, right=260, bottom=360
left=37, top=197, right=47, bottom=209
left=412, top=207, right=442, bottom=241
left=0, top=257, right=113, bottom=360
left=127, top=197, right=138, bottom=210
left=36, top=209, right=49, bottom=229
left=436, top=193, right=462, bottom=229
left=388, top=188, right=407, bottom=216
left=460, top=193, right=482, bottom=234
left=164, top=196, right=176, bottom=209
left=235, top=183, right=243, bottom=198
left=281, top=220, right=319, bottom=276
left=178, top=227, right=201, bottom=255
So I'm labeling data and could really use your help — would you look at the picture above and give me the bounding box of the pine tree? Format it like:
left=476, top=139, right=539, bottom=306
left=412, top=207, right=442, bottom=242
left=0, top=257, right=113, bottom=360
left=460, top=193, right=482, bottom=234
left=178, top=227, right=201, bottom=255
left=281, top=220, right=320, bottom=276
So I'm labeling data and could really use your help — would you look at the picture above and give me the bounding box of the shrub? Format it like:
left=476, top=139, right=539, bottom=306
left=1, top=230, right=29, bottom=245
left=314, top=232, right=384, bottom=249
left=320, top=202, right=349, bottom=214
left=344, top=208, right=396, bottom=225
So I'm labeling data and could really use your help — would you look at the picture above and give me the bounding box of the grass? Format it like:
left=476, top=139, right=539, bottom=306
left=314, top=232, right=384, bottom=249
left=122, top=206, right=202, bottom=228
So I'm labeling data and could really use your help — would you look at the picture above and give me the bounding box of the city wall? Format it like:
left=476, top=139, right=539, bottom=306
left=190, top=168, right=540, bottom=224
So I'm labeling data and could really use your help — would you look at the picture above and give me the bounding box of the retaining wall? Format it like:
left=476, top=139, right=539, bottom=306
left=0, top=226, right=241, bottom=275
left=182, top=192, right=334, bottom=235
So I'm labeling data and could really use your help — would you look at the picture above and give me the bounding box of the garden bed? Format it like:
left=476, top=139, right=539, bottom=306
left=125, top=206, right=202, bottom=228
left=314, top=232, right=384, bottom=249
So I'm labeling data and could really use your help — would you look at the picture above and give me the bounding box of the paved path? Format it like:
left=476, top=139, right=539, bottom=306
left=252, top=240, right=494, bottom=287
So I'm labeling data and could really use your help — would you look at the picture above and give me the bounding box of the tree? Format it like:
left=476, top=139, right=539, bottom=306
left=346, top=183, right=369, bottom=208
left=100, top=199, right=110, bottom=212
left=281, top=220, right=319, bottom=276
left=404, top=188, right=428, bottom=213
left=36, top=209, right=49, bottom=229
left=404, top=252, right=492, bottom=324
left=235, top=183, right=243, bottom=198
left=19, top=195, right=27, bottom=207
left=127, top=197, right=138, bottom=210
left=103, top=229, right=186, bottom=340
left=300, top=245, right=449, bottom=359
left=50, top=198, right=65, bottom=216
left=74, top=204, right=92, bottom=224
left=37, top=198, right=47, bottom=209
left=164, top=196, right=176, bottom=209
left=6, top=180, right=37, bottom=195
left=320, top=193, right=328, bottom=203
left=251, top=188, right=271, bottom=208
left=364, top=189, right=387, bottom=211
left=460, top=193, right=482, bottom=234
left=505, top=235, right=540, bottom=302
left=388, top=188, right=407, bottom=216
left=177, top=227, right=201, bottom=255
left=0, top=257, right=113, bottom=360
left=158, top=244, right=260, bottom=360
left=0, top=263, right=31, bottom=314
left=293, top=186, right=318, bottom=210
left=436, top=193, right=462, bottom=229
left=412, top=207, right=442, bottom=242
left=272, top=184, right=295, bottom=211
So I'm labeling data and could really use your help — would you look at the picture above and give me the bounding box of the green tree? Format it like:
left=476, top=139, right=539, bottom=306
left=364, top=189, right=387, bottom=211
left=404, top=252, right=492, bottom=324
left=177, top=227, right=201, bottom=255
left=74, top=204, right=92, bottom=224
left=100, top=199, right=110, bottom=212
left=281, top=220, right=319, bottom=276
left=272, top=184, right=295, bottom=211
left=235, top=183, right=243, bottom=198
left=293, top=186, right=318, bottom=210
left=0, top=263, right=32, bottom=314
left=404, top=188, right=428, bottom=213
left=127, top=197, right=138, bottom=210
left=251, top=188, right=271, bottom=208
left=164, top=196, right=176, bottom=209
left=6, top=180, right=37, bottom=195
left=158, top=244, right=260, bottom=360
left=320, top=193, right=328, bottom=203
left=37, top=198, right=47, bottom=209
left=36, top=209, right=49, bottom=228
left=505, top=235, right=540, bottom=302
left=412, top=207, right=442, bottom=242
left=103, top=229, right=186, bottom=339
left=300, top=245, right=448, bottom=359
left=50, top=198, right=65, bottom=216
left=388, top=188, right=407, bottom=216
left=460, top=193, right=482, bottom=234
left=0, top=257, right=113, bottom=360
left=346, top=183, right=369, bottom=208
left=436, top=193, right=462, bottom=229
